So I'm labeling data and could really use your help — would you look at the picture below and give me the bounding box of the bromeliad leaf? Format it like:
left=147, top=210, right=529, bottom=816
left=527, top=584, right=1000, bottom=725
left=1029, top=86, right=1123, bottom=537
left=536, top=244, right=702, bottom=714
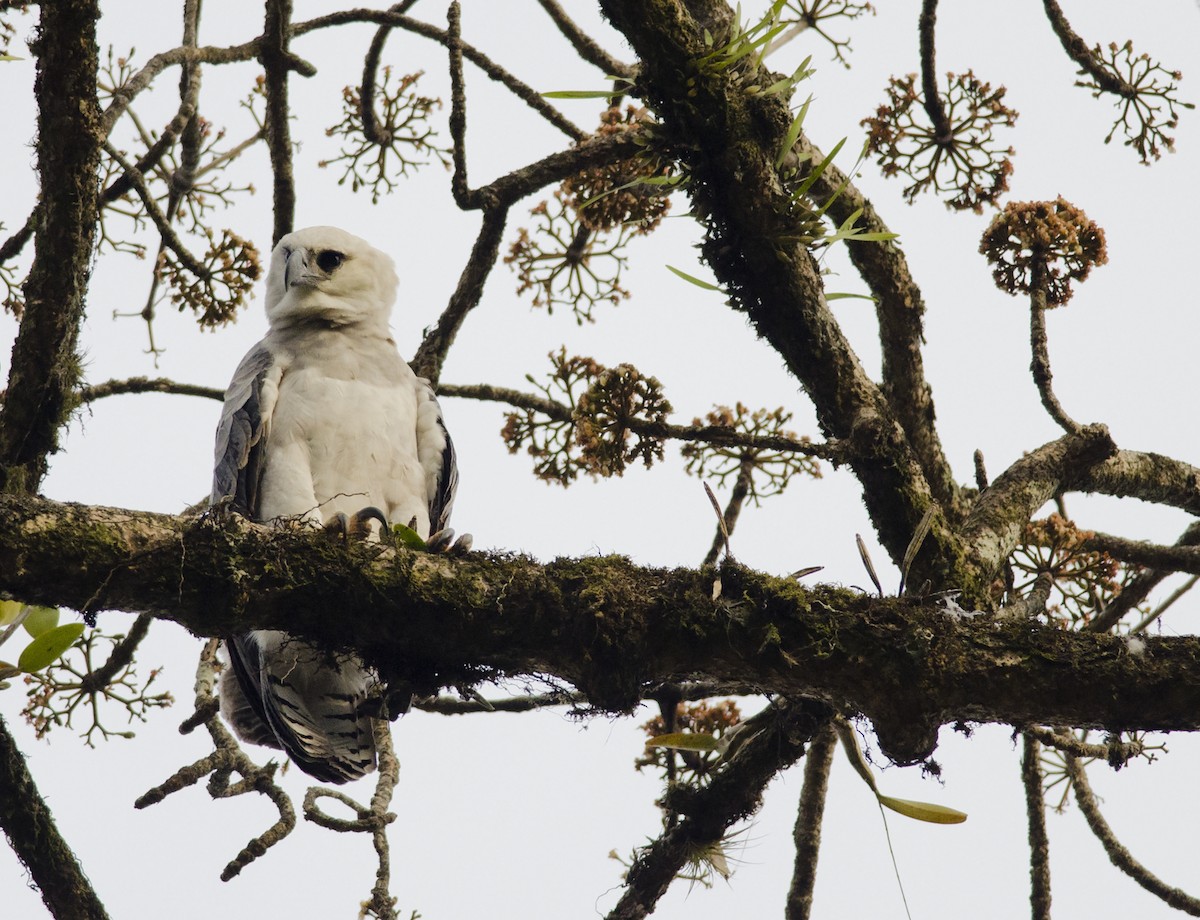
left=645, top=731, right=727, bottom=754
left=667, top=265, right=723, bottom=292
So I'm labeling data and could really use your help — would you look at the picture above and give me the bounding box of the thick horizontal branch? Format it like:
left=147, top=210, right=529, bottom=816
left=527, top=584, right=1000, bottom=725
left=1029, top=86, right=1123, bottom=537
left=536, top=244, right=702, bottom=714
left=4, top=494, right=1200, bottom=764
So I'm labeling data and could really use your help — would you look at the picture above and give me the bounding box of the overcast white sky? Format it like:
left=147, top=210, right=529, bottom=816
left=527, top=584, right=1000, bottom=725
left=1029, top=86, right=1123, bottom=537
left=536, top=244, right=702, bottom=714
left=3, top=2, right=1200, bottom=918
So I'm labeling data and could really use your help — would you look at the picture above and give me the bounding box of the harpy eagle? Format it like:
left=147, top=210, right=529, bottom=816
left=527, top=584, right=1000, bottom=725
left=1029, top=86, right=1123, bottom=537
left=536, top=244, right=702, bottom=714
left=212, top=225, right=459, bottom=784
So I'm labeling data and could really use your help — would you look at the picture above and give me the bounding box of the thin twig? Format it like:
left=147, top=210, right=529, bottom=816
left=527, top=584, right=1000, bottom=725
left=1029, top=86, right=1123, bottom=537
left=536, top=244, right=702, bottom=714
left=293, top=9, right=585, bottom=140
left=1067, top=755, right=1200, bottom=914
left=79, top=612, right=153, bottom=693
left=1025, top=726, right=1144, bottom=767
left=1029, top=273, right=1082, bottom=434
left=917, top=0, right=951, bottom=142
left=101, top=142, right=211, bottom=278
left=1021, top=733, right=1052, bottom=920
left=79, top=376, right=225, bottom=403
left=785, top=720, right=837, bottom=920
left=409, top=207, right=508, bottom=384
left=536, top=0, right=633, bottom=77
left=135, top=640, right=297, bottom=882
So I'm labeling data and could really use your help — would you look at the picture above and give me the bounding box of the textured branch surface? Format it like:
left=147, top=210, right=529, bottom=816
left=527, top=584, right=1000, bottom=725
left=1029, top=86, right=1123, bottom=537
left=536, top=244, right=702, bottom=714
left=4, top=494, right=1200, bottom=764
left=596, top=0, right=963, bottom=594
left=0, top=0, right=103, bottom=493
left=0, top=714, right=111, bottom=920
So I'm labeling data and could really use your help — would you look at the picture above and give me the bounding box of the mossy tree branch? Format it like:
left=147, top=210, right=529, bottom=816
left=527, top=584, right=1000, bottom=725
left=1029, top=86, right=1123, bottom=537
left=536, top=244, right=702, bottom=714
left=596, top=0, right=966, bottom=596
left=5, top=494, right=1200, bottom=765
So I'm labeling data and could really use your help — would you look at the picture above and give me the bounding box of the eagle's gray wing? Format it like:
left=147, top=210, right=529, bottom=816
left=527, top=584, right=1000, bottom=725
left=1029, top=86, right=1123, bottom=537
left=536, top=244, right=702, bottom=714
left=211, top=341, right=278, bottom=514
left=417, top=380, right=458, bottom=537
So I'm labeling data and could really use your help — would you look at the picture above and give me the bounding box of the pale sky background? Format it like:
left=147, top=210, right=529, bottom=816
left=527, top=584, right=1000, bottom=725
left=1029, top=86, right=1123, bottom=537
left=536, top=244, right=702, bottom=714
left=2, top=2, right=1200, bottom=918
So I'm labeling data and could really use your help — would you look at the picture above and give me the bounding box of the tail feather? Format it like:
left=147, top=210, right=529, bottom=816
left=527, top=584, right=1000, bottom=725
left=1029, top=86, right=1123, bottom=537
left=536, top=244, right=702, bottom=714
left=223, top=632, right=379, bottom=784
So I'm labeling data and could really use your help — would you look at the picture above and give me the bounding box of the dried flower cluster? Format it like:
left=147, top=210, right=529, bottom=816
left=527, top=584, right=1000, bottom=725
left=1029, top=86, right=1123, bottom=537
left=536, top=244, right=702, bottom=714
left=159, top=228, right=261, bottom=328
left=1078, top=40, right=1193, bottom=164
left=0, top=255, right=22, bottom=317
left=862, top=70, right=1017, bottom=212
left=501, top=349, right=672, bottom=486
left=635, top=699, right=743, bottom=785
left=322, top=68, right=449, bottom=204
left=562, top=106, right=672, bottom=233
left=980, top=197, right=1107, bottom=306
left=681, top=403, right=821, bottom=500
left=1009, top=514, right=1123, bottom=628
left=505, top=190, right=636, bottom=323
left=22, top=627, right=174, bottom=746
left=780, top=0, right=875, bottom=67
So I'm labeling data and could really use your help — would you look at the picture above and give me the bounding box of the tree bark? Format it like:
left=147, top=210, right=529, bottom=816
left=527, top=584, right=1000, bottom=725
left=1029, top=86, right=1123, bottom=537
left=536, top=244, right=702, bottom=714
left=2, top=493, right=1200, bottom=764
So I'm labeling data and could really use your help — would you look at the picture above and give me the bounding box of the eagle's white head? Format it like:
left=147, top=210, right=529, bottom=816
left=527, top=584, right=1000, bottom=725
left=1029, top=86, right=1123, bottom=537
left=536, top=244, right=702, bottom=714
left=264, top=226, right=399, bottom=329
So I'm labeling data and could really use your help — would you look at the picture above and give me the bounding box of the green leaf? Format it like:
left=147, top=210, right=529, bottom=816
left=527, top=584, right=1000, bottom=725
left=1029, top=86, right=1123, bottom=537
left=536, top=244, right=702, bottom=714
left=22, top=605, right=60, bottom=638
left=0, top=599, right=24, bottom=627
left=790, top=136, right=846, bottom=202
left=878, top=794, right=968, bottom=825
left=18, top=623, right=85, bottom=673
left=645, top=732, right=726, bottom=753
left=775, top=96, right=812, bottom=168
left=825, top=292, right=876, bottom=302
left=666, top=265, right=723, bottom=292
left=542, top=89, right=625, bottom=99
left=391, top=522, right=428, bottom=550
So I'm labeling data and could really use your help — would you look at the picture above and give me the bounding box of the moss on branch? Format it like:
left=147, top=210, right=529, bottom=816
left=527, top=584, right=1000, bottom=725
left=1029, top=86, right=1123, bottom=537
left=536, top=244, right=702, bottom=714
left=3, top=494, right=1200, bottom=763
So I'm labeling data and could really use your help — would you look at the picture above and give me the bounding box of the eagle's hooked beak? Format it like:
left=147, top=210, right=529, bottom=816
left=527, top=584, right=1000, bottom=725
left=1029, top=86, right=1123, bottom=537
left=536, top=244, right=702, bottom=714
left=284, top=248, right=320, bottom=290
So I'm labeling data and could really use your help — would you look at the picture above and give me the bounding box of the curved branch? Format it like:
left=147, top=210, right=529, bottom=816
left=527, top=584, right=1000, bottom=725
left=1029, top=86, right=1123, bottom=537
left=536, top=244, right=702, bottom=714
left=1028, top=275, right=1081, bottom=434
left=598, top=0, right=959, bottom=592
left=962, top=425, right=1117, bottom=580
left=0, top=712, right=111, bottom=920
left=293, top=9, right=585, bottom=140
left=260, top=0, right=300, bottom=244
left=1041, top=0, right=1134, bottom=98
left=1068, top=755, right=1200, bottom=915
left=607, top=699, right=831, bottom=919
left=79, top=376, right=225, bottom=403
left=917, top=0, right=952, bottom=142
left=792, top=132, right=957, bottom=516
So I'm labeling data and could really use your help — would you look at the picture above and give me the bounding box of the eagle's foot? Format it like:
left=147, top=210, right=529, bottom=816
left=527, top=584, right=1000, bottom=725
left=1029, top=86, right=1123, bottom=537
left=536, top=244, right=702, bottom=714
left=427, top=528, right=473, bottom=556
left=323, top=506, right=389, bottom=541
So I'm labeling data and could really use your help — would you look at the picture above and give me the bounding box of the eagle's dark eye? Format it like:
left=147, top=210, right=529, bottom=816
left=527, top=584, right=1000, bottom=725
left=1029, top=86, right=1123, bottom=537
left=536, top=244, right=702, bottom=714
left=316, top=250, right=345, bottom=273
